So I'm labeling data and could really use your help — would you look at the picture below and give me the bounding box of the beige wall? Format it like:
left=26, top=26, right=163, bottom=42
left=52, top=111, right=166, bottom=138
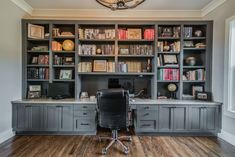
left=0, top=0, right=28, bottom=138
left=204, top=0, right=235, bottom=135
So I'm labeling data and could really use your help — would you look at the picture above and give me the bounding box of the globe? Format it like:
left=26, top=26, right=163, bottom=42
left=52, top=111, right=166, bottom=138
left=62, top=40, right=74, bottom=51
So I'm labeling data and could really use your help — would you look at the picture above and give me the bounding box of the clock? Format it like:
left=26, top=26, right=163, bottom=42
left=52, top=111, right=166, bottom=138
left=167, top=83, right=178, bottom=99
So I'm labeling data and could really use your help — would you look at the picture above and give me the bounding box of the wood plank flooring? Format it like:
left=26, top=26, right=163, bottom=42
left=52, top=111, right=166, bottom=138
left=0, top=132, right=235, bottom=157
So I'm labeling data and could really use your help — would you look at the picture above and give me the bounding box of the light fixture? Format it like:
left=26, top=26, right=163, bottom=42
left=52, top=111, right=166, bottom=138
left=96, top=0, right=145, bottom=11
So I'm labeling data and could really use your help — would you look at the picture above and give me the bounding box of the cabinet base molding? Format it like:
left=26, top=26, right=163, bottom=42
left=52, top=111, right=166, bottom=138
left=218, top=130, right=235, bottom=146
left=0, top=129, right=15, bottom=144
left=15, top=131, right=97, bottom=136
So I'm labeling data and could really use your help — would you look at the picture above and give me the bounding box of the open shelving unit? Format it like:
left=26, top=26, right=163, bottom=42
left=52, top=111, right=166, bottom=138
left=22, top=20, right=212, bottom=100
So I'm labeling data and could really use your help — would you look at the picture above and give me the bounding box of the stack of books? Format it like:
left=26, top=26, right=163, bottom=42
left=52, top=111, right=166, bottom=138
left=117, top=61, right=142, bottom=73
left=106, top=62, right=115, bottom=72
left=31, top=55, right=49, bottom=65
left=78, top=28, right=115, bottom=40
left=184, top=69, right=205, bottom=80
left=143, top=29, right=155, bottom=40
left=78, top=44, right=115, bottom=55
left=27, top=68, right=49, bottom=79
left=78, top=62, right=92, bottom=72
left=119, top=45, right=153, bottom=55
left=157, top=41, right=181, bottom=52
left=184, top=27, right=193, bottom=38
left=158, top=69, right=180, bottom=81
left=52, top=41, right=62, bottom=51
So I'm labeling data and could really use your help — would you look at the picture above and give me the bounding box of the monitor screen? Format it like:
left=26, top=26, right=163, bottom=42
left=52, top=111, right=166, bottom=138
left=47, top=83, right=72, bottom=99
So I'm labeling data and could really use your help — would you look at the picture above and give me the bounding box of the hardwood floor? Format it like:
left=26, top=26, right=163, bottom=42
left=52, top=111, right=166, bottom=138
left=0, top=132, right=235, bottom=157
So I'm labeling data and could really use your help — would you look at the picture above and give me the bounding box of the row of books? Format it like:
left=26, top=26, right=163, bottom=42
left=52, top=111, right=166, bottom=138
left=157, top=41, right=181, bottom=52
left=183, top=69, right=205, bottom=80
left=117, top=61, right=142, bottom=73
left=158, top=26, right=181, bottom=37
left=157, top=69, right=180, bottom=81
left=78, top=44, right=115, bottom=55
left=78, top=61, right=115, bottom=72
left=31, top=55, right=49, bottom=65
left=78, top=62, right=92, bottom=72
left=54, top=55, right=74, bottom=65
left=118, top=28, right=155, bottom=40
left=27, top=68, right=49, bottom=79
left=119, top=45, right=153, bottom=55
left=184, top=27, right=193, bottom=38
left=78, top=28, right=115, bottom=40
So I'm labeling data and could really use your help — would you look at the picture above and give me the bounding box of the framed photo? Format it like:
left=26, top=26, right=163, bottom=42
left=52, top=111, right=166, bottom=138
left=28, top=24, right=45, bottom=39
left=192, top=86, right=204, bottom=97
left=127, top=29, right=142, bottom=40
left=93, top=60, right=107, bottom=72
left=163, top=55, right=178, bottom=65
left=195, top=92, right=211, bottom=101
left=29, top=85, right=41, bottom=92
left=59, top=70, right=72, bottom=79
left=28, top=91, right=41, bottom=99
left=119, top=48, right=129, bottom=55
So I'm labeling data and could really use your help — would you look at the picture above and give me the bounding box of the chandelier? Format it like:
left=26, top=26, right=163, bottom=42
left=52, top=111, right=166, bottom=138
left=96, top=0, right=145, bottom=11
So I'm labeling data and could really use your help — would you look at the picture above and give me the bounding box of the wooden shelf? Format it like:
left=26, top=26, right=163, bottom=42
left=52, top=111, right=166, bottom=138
left=53, top=65, right=75, bottom=68
left=27, top=65, right=49, bottom=67
left=27, top=79, right=49, bottom=82
left=79, top=39, right=115, bottom=42
left=183, top=48, right=206, bottom=50
left=78, top=72, right=155, bottom=76
left=27, top=38, right=49, bottom=41
left=158, top=52, right=180, bottom=54
left=53, top=36, right=75, bottom=39
left=158, top=66, right=179, bottom=69
left=118, top=55, right=154, bottom=58
left=118, top=39, right=154, bottom=42
left=183, top=80, right=206, bottom=83
left=157, top=80, right=179, bottom=83
left=158, top=37, right=180, bottom=40
left=78, top=55, right=115, bottom=57
left=27, top=50, right=49, bottom=53
left=184, top=37, right=206, bottom=40
left=52, top=51, right=76, bottom=53
left=183, top=66, right=205, bottom=69
left=53, top=79, right=75, bottom=82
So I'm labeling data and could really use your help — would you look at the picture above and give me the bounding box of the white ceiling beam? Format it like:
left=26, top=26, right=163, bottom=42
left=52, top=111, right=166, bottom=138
left=201, top=0, right=227, bottom=16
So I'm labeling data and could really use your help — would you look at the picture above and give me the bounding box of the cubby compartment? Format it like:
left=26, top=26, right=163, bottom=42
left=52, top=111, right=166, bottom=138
left=183, top=25, right=207, bottom=38
left=157, top=82, right=180, bottom=99
left=27, top=81, right=49, bottom=98
left=52, top=24, right=75, bottom=38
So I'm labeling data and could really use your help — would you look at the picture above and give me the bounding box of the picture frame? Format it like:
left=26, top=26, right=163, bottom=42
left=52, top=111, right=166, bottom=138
left=163, top=55, right=178, bottom=65
left=59, top=70, right=72, bottom=79
left=127, top=29, right=142, bottom=40
left=29, top=85, right=41, bottom=92
left=195, top=91, right=211, bottom=101
left=93, top=60, right=107, bottom=72
left=119, top=48, right=129, bottom=55
left=192, top=85, right=204, bottom=97
left=28, top=24, right=45, bottom=39
left=28, top=91, right=41, bottom=99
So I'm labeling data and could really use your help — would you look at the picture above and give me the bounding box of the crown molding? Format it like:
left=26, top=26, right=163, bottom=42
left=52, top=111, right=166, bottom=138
left=31, top=9, right=202, bottom=20
left=201, top=0, right=227, bottom=16
left=10, top=0, right=227, bottom=19
left=10, top=0, right=33, bottom=14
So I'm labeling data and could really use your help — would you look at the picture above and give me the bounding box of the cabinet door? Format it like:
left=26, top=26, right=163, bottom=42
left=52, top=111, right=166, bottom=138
left=204, top=106, right=218, bottom=130
left=28, top=105, right=44, bottom=131
left=59, top=105, right=73, bottom=131
left=173, top=106, right=188, bottom=131
left=159, top=106, right=172, bottom=132
left=188, top=106, right=204, bottom=131
left=15, top=104, right=29, bottom=130
left=44, top=105, right=59, bottom=131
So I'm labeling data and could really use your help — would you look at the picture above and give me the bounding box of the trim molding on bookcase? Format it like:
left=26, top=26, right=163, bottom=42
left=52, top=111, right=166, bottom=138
left=218, top=130, right=235, bottom=146
left=10, top=0, right=226, bottom=19
left=0, top=129, right=15, bottom=144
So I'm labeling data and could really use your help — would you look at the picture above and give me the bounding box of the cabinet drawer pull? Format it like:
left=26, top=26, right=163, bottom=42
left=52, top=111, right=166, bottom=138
left=81, top=123, right=89, bottom=126
left=141, top=124, right=151, bottom=127
left=144, top=106, right=150, bottom=109
left=76, top=120, right=78, bottom=128
left=82, top=106, right=88, bottom=109
left=83, top=113, right=88, bottom=115
left=25, top=105, right=31, bottom=107
left=144, top=113, right=150, bottom=116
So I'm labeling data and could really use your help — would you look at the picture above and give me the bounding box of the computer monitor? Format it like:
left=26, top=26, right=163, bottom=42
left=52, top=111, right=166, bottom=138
left=47, top=83, right=72, bottom=99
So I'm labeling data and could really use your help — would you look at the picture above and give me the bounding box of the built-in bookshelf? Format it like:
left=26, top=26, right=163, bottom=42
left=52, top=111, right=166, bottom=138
left=22, top=20, right=212, bottom=100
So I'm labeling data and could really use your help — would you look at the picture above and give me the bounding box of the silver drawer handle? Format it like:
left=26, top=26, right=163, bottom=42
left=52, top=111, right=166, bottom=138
left=144, top=113, right=150, bottom=116
left=82, top=106, right=88, bottom=108
left=81, top=123, right=89, bottom=126
left=83, top=113, right=88, bottom=115
left=144, top=106, right=150, bottom=109
left=141, top=124, right=151, bottom=127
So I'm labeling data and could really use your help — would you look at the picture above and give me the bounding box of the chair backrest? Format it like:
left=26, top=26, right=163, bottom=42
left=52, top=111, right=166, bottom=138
left=97, top=89, right=129, bottom=130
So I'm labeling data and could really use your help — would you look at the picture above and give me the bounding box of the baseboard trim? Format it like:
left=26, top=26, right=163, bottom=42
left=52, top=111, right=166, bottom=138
left=218, top=130, right=235, bottom=146
left=0, top=129, right=15, bottom=144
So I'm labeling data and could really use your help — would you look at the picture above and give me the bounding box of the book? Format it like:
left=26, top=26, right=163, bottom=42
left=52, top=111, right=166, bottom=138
left=157, top=69, right=179, bottom=81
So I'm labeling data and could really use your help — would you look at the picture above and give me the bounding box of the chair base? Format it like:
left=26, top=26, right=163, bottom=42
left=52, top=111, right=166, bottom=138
left=98, top=130, right=131, bottom=155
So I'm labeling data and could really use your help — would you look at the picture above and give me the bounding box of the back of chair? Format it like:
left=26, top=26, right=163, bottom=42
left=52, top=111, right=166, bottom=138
left=97, top=89, right=129, bottom=130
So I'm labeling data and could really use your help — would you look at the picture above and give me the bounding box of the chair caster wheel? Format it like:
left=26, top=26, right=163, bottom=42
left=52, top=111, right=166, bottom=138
left=102, top=148, right=107, bottom=155
left=124, top=147, right=129, bottom=155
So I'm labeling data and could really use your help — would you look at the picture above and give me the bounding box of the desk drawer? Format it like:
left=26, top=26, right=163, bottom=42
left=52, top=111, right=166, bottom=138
left=74, top=119, right=96, bottom=131
left=137, top=110, right=156, bottom=120
left=74, top=110, right=96, bottom=118
left=74, top=105, right=96, bottom=111
left=137, top=120, right=156, bottom=131
left=137, top=105, right=158, bottom=111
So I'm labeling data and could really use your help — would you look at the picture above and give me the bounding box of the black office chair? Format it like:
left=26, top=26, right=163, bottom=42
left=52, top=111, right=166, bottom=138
left=97, top=89, right=131, bottom=155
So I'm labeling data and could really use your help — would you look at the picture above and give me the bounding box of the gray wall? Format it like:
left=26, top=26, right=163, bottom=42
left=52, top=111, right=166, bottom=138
left=0, top=0, right=28, bottom=135
left=204, top=0, right=235, bottom=135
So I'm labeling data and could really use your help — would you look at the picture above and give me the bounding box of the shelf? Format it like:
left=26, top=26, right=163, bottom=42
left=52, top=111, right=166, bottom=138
left=79, top=39, right=115, bottom=42
left=27, top=65, right=49, bottom=67
left=158, top=37, right=180, bottom=40
left=118, top=55, right=154, bottom=58
left=53, top=36, right=75, bottom=39
left=158, top=66, right=179, bottom=69
left=27, top=38, right=49, bottom=41
left=183, top=66, right=205, bottom=69
left=184, top=37, right=206, bottom=40
left=53, top=79, right=75, bottom=82
left=118, top=39, right=154, bottom=42
left=53, top=65, right=75, bottom=68
left=157, top=80, right=179, bottom=83
left=183, top=80, right=206, bottom=83
left=52, top=51, right=76, bottom=53
left=27, top=79, right=49, bottom=82
left=78, top=72, right=155, bottom=76
left=183, top=48, right=206, bottom=50
left=158, top=52, right=180, bottom=54
left=27, top=50, right=49, bottom=53
left=78, top=55, right=115, bottom=58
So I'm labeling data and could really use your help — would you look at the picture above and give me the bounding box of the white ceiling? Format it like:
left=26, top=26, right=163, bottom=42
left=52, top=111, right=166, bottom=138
left=25, top=0, right=213, bottom=10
